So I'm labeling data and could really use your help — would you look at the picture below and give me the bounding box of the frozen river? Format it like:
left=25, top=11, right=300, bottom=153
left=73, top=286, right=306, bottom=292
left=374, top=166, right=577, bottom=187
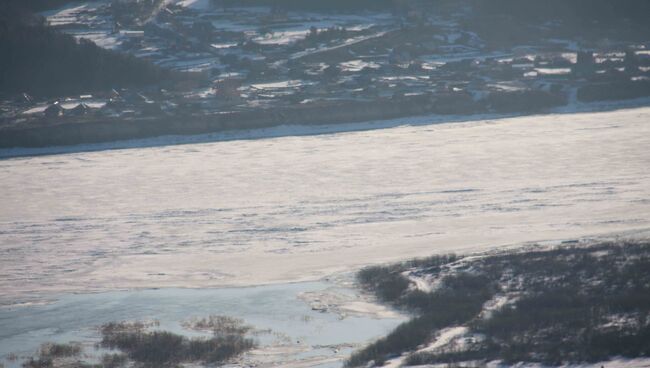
left=0, top=281, right=404, bottom=367
left=1, top=107, right=650, bottom=304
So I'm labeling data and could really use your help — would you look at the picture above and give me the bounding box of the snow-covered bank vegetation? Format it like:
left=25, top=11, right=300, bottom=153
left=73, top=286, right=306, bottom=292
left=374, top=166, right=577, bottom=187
left=0, top=282, right=406, bottom=368
left=21, top=318, right=256, bottom=368
left=349, top=240, right=650, bottom=367
left=98, top=320, right=256, bottom=367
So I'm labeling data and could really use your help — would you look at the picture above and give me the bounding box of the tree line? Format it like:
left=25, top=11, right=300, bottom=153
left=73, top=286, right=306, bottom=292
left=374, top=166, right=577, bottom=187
left=0, top=1, right=169, bottom=98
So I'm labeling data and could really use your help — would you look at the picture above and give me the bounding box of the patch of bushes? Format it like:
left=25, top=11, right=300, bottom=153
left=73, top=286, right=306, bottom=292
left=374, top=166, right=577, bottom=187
left=483, top=89, right=567, bottom=113
left=182, top=315, right=252, bottom=335
left=22, top=358, right=53, bottom=368
left=404, top=254, right=459, bottom=271
left=100, top=321, right=256, bottom=367
left=577, top=81, right=650, bottom=102
left=468, top=243, right=650, bottom=364
left=39, top=343, right=82, bottom=358
left=358, top=264, right=410, bottom=303
left=100, top=353, right=127, bottom=368
left=21, top=317, right=256, bottom=368
left=22, top=342, right=82, bottom=368
left=348, top=241, right=650, bottom=366
left=347, top=272, right=495, bottom=366
left=357, top=254, right=460, bottom=305
left=406, top=344, right=498, bottom=366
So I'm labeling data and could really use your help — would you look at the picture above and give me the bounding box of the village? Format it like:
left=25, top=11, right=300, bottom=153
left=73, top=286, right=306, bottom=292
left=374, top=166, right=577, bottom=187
left=2, top=0, right=650, bottom=132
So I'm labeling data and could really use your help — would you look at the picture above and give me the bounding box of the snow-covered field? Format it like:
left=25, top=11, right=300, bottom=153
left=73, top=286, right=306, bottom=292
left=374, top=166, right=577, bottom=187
left=1, top=107, right=650, bottom=305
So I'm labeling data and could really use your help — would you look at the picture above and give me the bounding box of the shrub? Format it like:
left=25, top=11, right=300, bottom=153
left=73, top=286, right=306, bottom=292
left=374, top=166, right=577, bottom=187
left=357, top=265, right=410, bottom=303
left=39, top=343, right=81, bottom=358
left=100, top=321, right=256, bottom=366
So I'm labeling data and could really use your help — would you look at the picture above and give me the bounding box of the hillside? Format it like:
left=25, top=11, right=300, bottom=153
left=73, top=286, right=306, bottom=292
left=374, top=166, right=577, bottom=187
left=0, top=2, right=170, bottom=98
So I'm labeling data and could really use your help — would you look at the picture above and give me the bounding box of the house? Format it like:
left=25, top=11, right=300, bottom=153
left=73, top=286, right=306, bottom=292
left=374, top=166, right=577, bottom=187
left=213, top=77, right=244, bottom=102
left=191, top=21, right=215, bottom=43
left=624, top=50, right=639, bottom=73
left=106, top=97, right=126, bottom=109
left=389, top=49, right=412, bottom=66
left=322, top=64, right=341, bottom=81
left=44, top=102, right=63, bottom=118
left=66, top=103, right=90, bottom=116
left=120, top=31, right=144, bottom=38
left=573, top=51, right=595, bottom=77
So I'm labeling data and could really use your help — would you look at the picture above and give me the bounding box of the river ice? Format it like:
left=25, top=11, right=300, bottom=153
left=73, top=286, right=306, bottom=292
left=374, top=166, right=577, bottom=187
left=0, top=281, right=405, bottom=367
left=1, top=107, right=649, bottom=304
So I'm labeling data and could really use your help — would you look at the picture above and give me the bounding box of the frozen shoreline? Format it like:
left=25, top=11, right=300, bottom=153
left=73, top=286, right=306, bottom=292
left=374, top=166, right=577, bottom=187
left=0, top=279, right=406, bottom=368
left=1, top=96, right=650, bottom=159
left=2, top=234, right=649, bottom=368
left=3, top=228, right=648, bottom=309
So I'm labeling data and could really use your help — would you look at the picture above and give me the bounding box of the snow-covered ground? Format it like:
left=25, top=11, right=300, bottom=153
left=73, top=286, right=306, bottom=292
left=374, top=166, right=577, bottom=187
left=250, top=79, right=314, bottom=90
left=1, top=107, right=650, bottom=305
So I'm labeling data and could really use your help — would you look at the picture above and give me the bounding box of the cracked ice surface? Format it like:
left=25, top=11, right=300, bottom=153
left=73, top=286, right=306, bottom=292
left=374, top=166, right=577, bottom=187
left=1, top=107, right=649, bottom=303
